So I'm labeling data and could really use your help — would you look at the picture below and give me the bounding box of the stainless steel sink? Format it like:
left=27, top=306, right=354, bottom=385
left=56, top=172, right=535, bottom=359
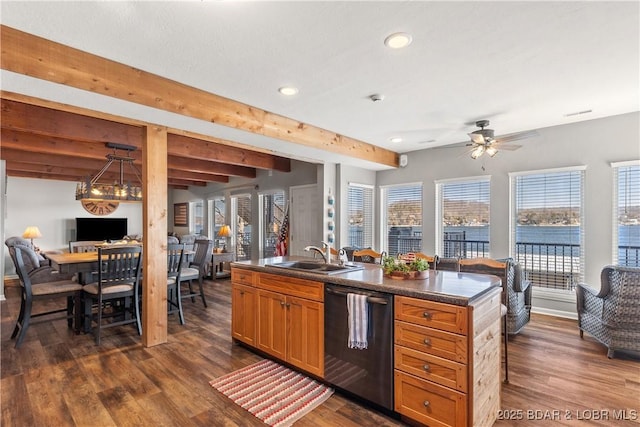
left=270, top=261, right=364, bottom=275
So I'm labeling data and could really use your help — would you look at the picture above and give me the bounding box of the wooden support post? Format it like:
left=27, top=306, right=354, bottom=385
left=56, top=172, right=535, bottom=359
left=142, top=125, right=168, bottom=346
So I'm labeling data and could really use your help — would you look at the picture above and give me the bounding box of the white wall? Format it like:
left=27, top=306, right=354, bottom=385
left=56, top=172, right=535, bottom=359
left=377, top=112, right=640, bottom=315
left=3, top=177, right=143, bottom=276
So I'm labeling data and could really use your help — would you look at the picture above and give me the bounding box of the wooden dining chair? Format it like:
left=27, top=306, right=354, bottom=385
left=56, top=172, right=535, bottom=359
left=436, top=256, right=460, bottom=272
left=458, top=257, right=510, bottom=383
left=82, top=246, right=142, bottom=345
left=353, top=248, right=386, bottom=264
left=69, top=240, right=102, bottom=253
left=10, top=246, right=83, bottom=348
left=167, top=243, right=186, bottom=324
left=179, top=239, right=213, bottom=308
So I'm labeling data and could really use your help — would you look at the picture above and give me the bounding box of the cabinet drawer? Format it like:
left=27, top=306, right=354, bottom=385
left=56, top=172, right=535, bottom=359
left=395, top=296, right=468, bottom=335
left=395, top=370, right=467, bottom=427
left=231, top=268, right=255, bottom=286
left=395, top=346, right=467, bottom=392
left=395, top=321, right=468, bottom=364
left=257, top=272, right=323, bottom=302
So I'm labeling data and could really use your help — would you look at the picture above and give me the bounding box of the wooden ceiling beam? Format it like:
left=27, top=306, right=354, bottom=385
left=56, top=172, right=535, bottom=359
left=1, top=98, right=143, bottom=144
left=167, top=155, right=255, bottom=178
left=0, top=148, right=230, bottom=183
left=168, top=133, right=290, bottom=172
left=6, top=168, right=199, bottom=188
left=1, top=131, right=252, bottom=179
left=0, top=25, right=398, bottom=167
left=2, top=102, right=273, bottom=176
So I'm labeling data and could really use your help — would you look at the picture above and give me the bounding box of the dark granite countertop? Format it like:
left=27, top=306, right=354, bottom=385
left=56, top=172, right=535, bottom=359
left=231, top=256, right=501, bottom=306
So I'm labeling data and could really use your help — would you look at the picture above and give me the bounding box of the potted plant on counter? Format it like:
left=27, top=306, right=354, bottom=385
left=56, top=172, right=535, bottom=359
left=382, top=255, right=429, bottom=280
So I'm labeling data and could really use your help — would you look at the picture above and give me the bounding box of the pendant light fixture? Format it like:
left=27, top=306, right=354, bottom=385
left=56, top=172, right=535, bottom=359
left=75, top=143, right=143, bottom=202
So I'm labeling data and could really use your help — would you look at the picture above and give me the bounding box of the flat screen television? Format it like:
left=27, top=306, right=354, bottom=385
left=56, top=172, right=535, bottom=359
left=76, top=217, right=128, bottom=242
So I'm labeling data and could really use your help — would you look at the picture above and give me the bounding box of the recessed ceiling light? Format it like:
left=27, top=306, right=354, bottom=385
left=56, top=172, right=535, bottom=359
left=384, top=32, right=412, bottom=49
left=278, top=86, right=298, bottom=96
left=390, top=137, right=403, bottom=143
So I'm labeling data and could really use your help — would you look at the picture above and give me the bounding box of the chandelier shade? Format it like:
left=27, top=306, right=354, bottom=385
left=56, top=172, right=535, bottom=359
left=76, top=143, right=143, bottom=202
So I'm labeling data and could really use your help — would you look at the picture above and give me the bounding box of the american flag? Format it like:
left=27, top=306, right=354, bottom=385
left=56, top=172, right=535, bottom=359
left=275, top=205, right=289, bottom=256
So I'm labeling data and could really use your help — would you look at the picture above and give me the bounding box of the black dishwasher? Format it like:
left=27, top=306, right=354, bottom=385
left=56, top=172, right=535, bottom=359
left=324, top=284, right=394, bottom=410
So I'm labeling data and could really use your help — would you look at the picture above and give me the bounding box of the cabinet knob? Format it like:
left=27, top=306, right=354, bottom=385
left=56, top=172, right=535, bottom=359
left=280, top=301, right=285, bottom=306
left=423, top=400, right=430, bottom=407
left=423, top=311, right=431, bottom=318
left=286, top=303, right=291, bottom=308
left=423, top=364, right=430, bottom=371
left=423, top=338, right=431, bottom=346
left=240, top=291, right=244, bottom=295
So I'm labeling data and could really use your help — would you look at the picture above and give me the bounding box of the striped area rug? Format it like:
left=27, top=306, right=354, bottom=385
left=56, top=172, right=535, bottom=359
left=210, top=359, right=334, bottom=427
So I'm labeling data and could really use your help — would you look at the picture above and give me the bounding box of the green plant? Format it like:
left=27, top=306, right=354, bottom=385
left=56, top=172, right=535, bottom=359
left=381, top=255, right=428, bottom=274
left=409, top=257, right=429, bottom=272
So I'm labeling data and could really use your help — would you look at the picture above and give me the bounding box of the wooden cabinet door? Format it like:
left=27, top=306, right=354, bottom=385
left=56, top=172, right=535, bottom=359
left=231, top=283, right=256, bottom=345
left=287, top=296, right=324, bottom=377
left=257, top=289, right=287, bottom=360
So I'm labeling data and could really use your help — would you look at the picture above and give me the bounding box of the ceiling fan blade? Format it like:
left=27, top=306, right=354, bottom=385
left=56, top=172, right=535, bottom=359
left=469, top=133, right=485, bottom=144
left=496, top=144, right=522, bottom=151
left=495, top=129, right=538, bottom=143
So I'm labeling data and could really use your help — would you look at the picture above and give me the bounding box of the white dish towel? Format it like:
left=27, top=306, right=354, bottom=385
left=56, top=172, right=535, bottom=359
left=347, top=293, right=369, bottom=350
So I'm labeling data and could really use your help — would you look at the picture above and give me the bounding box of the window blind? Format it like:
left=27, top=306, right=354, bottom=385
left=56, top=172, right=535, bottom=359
left=233, top=194, right=252, bottom=260
left=347, top=184, right=374, bottom=249
left=613, top=162, right=640, bottom=267
left=511, top=168, right=585, bottom=290
left=209, top=197, right=226, bottom=249
left=262, top=192, right=286, bottom=258
left=382, top=183, right=422, bottom=256
left=437, top=178, right=490, bottom=258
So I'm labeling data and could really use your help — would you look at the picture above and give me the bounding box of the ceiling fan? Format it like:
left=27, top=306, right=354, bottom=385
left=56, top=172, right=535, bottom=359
left=467, top=120, right=536, bottom=159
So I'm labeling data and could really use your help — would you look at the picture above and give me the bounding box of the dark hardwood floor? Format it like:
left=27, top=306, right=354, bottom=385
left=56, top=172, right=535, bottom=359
left=2, top=278, right=638, bottom=426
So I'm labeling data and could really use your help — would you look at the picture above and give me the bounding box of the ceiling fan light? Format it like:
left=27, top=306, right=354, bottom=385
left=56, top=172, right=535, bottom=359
left=486, top=146, right=498, bottom=157
left=470, top=146, right=485, bottom=159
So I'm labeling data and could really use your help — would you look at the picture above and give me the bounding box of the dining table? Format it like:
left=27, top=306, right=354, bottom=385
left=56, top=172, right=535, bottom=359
left=45, top=244, right=194, bottom=279
left=46, top=251, right=100, bottom=275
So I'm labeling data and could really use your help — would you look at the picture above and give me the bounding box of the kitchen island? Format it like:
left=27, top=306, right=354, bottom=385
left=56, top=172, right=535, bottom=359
left=231, top=256, right=503, bottom=427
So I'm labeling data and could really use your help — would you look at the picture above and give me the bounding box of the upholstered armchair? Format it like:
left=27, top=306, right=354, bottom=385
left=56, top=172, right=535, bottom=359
left=462, top=258, right=532, bottom=335
left=577, top=265, right=640, bottom=358
left=506, top=259, right=532, bottom=335
left=5, top=237, right=74, bottom=284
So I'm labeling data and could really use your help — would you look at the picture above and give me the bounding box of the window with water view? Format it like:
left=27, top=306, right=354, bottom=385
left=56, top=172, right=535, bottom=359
left=382, top=184, right=422, bottom=257
left=613, top=161, right=640, bottom=267
left=436, top=177, right=491, bottom=258
left=510, top=167, right=585, bottom=291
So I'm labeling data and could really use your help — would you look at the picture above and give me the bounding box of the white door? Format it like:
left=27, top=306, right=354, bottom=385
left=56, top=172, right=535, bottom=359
left=289, top=184, right=320, bottom=256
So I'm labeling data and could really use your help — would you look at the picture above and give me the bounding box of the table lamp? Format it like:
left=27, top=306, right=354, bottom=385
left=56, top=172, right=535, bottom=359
left=22, top=226, right=42, bottom=248
left=217, top=225, right=231, bottom=252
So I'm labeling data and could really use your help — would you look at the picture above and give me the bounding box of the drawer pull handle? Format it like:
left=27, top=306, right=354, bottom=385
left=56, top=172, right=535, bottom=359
left=423, top=311, right=432, bottom=318
left=423, top=338, right=431, bottom=346
left=423, top=364, right=430, bottom=371
left=423, top=400, right=430, bottom=407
